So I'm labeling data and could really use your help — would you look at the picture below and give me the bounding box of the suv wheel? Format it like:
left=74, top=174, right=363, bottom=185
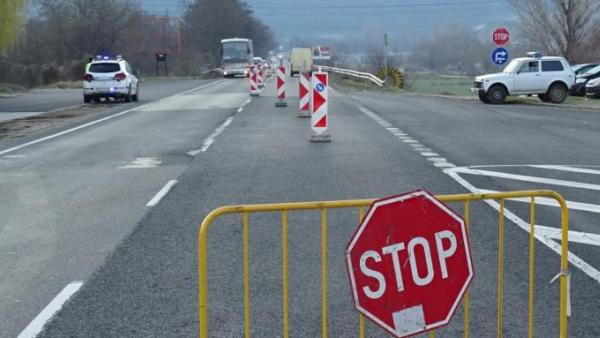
left=486, top=85, right=507, bottom=104
left=538, top=93, right=551, bottom=102
left=478, top=91, right=490, bottom=103
left=83, top=94, right=92, bottom=104
left=547, top=83, right=567, bottom=103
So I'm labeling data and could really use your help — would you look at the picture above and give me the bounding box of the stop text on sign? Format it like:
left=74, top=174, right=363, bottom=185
left=360, top=230, right=457, bottom=299
left=493, top=28, right=510, bottom=46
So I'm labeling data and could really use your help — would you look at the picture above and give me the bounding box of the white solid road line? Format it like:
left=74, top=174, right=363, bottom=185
left=529, top=165, right=600, bottom=175
left=445, top=168, right=600, bottom=283
left=475, top=188, right=600, bottom=214
left=451, top=167, right=600, bottom=191
left=146, top=180, right=178, bottom=207
left=536, top=225, right=600, bottom=247
left=17, top=281, right=84, bottom=338
left=0, top=80, right=224, bottom=157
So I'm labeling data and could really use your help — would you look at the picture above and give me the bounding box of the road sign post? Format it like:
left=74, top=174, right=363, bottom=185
left=492, top=28, right=510, bottom=69
left=275, top=66, right=287, bottom=107
left=297, top=72, right=311, bottom=118
left=310, top=70, right=331, bottom=142
left=346, top=190, right=473, bottom=338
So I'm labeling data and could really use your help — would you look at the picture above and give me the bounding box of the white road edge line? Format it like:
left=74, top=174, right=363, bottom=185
left=536, top=225, right=600, bottom=247
left=476, top=188, right=600, bottom=214
left=17, top=281, right=84, bottom=338
left=147, top=180, right=178, bottom=207
left=237, top=107, right=243, bottom=113
left=0, top=80, right=224, bottom=157
left=529, top=165, right=600, bottom=176
left=451, top=167, right=600, bottom=191
left=445, top=168, right=600, bottom=283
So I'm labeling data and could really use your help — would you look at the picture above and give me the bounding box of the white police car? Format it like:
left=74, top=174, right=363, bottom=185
left=472, top=52, right=574, bottom=104
left=83, top=54, right=140, bottom=103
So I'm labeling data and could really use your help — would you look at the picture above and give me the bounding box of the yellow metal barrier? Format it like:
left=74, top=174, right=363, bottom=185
left=198, top=190, right=569, bottom=337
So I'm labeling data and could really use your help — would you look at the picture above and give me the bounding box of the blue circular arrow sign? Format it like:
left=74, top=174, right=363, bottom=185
left=492, top=47, right=509, bottom=65
left=316, top=83, right=325, bottom=92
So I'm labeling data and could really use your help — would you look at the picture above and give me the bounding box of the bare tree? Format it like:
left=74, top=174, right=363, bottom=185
left=508, top=0, right=600, bottom=62
left=182, top=0, right=275, bottom=66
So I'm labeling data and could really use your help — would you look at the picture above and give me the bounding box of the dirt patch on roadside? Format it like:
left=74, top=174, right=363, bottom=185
left=0, top=104, right=119, bottom=141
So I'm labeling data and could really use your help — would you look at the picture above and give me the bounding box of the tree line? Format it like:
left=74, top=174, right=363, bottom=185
left=0, top=0, right=275, bottom=88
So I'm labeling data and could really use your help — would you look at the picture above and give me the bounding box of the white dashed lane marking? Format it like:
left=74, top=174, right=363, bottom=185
left=358, top=105, right=457, bottom=169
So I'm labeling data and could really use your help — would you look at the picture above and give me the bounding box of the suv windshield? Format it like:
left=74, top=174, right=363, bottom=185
left=89, top=63, right=121, bottom=73
left=502, top=60, right=520, bottom=73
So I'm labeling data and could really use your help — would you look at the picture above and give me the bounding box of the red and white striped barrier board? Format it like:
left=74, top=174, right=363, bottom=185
left=257, top=65, right=264, bottom=88
left=275, top=66, right=287, bottom=107
left=249, top=65, right=259, bottom=97
left=299, top=72, right=310, bottom=112
left=311, top=71, right=328, bottom=135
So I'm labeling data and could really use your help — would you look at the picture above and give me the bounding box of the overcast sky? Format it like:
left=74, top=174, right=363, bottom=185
left=139, top=0, right=514, bottom=41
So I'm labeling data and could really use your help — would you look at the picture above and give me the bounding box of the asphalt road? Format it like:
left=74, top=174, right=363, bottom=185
left=1, top=75, right=599, bottom=337
left=0, top=79, right=212, bottom=122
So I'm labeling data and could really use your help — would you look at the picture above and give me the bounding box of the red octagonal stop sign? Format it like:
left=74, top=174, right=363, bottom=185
left=346, top=190, right=473, bottom=337
left=493, top=27, right=510, bottom=46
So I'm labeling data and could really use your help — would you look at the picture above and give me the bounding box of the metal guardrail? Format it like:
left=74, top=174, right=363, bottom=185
left=314, top=65, right=385, bottom=87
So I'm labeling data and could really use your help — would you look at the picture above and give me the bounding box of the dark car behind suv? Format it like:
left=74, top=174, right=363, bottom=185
left=572, top=63, right=599, bottom=75
left=571, top=65, right=600, bottom=96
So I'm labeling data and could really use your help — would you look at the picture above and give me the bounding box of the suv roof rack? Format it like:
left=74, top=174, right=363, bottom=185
left=525, top=51, right=543, bottom=59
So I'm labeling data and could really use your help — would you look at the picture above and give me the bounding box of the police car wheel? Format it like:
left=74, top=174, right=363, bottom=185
left=124, top=86, right=133, bottom=103
left=83, top=95, right=92, bottom=104
left=132, top=85, right=139, bottom=102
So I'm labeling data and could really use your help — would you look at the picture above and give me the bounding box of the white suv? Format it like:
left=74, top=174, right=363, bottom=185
left=83, top=55, right=140, bottom=103
left=472, top=53, right=574, bottom=104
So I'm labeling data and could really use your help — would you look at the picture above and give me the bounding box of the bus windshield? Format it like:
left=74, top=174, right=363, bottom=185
left=222, top=42, right=250, bottom=63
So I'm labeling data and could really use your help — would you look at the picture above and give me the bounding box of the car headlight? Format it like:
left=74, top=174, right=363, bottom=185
left=575, top=78, right=587, bottom=84
left=587, top=78, right=600, bottom=86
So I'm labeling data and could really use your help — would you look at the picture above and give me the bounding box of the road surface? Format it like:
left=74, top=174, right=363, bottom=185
left=1, top=75, right=598, bottom=337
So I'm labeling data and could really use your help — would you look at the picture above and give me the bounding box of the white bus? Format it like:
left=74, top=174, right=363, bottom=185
left=220, top=38, right=253, bottom=78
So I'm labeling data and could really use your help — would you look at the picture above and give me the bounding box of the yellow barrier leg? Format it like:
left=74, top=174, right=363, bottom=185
left=321, top=208, right=328, bottom=338
left=282, top=211, right=290, bottom=338
left=464, top=201, right=471, bottom=338
left=243, top=213, right=251, bottom=338
left=529, top=198, right=535, bottom=338
left=358, top=207, right=365, bottom=338
left=497, top=200, right=505, bottom=338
